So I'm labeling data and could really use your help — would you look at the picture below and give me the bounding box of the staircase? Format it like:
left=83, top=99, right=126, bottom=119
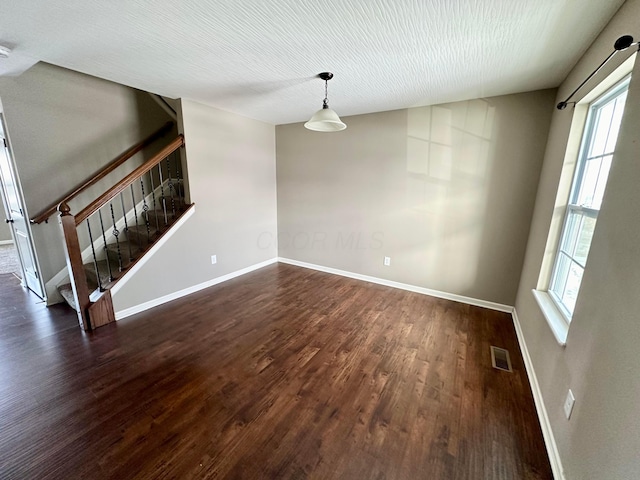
left=31, top=127, right=190, bottom=331
left=57, top=190, right=188, bottom=312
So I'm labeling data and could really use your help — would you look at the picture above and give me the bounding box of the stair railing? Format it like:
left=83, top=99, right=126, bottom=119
left=31, top=121, right=175, bottom=224
left=59, top=134, right=186, bottom=330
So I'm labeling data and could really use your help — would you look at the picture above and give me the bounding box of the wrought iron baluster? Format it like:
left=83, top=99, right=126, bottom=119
left=166, top=156, right=176, bottom=217
left=120, top=192, right=133, bottom=261
left=149, top=170, right=160, bottom=234
left=175, top=150, right=184, bottom=207
left=110, top=203, right=123, bottom=272
left=98, top=209, right=114, bottom=282
left=130, top=185, right=140, bottom=250
left=140, top=178, right=151, bottom=243
left=86, top=218, right=103, bottom=291
left=131, top=183, right=140, bottom=251
left=158, top=161, right=168, bottom=226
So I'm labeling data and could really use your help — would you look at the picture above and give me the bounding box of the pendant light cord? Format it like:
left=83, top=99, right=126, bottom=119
left=323, top=79, right=329, bottom=109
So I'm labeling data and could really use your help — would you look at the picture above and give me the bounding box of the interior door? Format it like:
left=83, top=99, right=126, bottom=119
left=0, top=117, right=45, bottom=299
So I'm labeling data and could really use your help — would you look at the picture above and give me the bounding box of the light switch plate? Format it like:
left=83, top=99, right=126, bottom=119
left=384, top=256, right=391, bottom=266
left=564, top=389, right=575, bottom=419
left=211, top=255, right=217, bottom=265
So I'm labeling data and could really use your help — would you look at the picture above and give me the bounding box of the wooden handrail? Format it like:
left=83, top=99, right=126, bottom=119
left=31, top=121, right=174, bottom=224
left=74, top=135, right=184, bottom=225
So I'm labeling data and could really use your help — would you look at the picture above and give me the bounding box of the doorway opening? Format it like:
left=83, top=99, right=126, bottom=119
left=0, top=239, right=21, bottom=277
left=0, top=110, right=45, bottom=300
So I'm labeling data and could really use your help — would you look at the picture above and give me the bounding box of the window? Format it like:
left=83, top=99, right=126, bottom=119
left=548, top=78, right=630, bottom=320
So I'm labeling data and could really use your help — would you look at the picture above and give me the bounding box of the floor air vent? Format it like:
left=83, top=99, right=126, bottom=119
left=490, top=346, right=512, bottom=372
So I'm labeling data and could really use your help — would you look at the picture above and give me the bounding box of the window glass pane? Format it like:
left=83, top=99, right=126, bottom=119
left=591, top=155, right=613, bottom=210
left=588, top=100, right=615, bottom=158
left=551, top=253, right=571, bottom=301
left=574, top=215, right=596, bottom=266
left=560, top=210, right=582, bottom=256
left=604, top=91, right=628, bottom=153
left=576, top=157, right=602, bottom=207
left=561, top=261, right=584, bottom=314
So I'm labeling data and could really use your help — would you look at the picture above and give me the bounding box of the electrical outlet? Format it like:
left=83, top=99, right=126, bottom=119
left=383, top=256, right=391, bottom=266
left=211, top=255, right=217, bottom=265
left=564, top=389, right=575, bottom=419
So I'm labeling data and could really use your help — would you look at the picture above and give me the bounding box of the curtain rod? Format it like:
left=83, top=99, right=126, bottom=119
left=557, top=35, right=639, bottom=110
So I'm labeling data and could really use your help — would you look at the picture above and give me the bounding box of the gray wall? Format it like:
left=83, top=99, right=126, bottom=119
left=276, top=91, right=555, bottom=306
left=0, top=62, right=175, bottom=288
left=111, top=98, right=278, bottom=312
left=514, top=0, right=640, bottom=478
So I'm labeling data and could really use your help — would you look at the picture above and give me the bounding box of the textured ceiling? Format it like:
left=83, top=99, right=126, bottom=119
left=0, top=0, right=626, bottom=125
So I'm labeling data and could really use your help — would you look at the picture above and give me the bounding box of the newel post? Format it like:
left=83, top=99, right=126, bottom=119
left=59, top=202, right=91, bottom=330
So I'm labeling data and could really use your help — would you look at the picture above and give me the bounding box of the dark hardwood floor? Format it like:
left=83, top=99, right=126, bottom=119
left=0, top=265, right=552, bottom=479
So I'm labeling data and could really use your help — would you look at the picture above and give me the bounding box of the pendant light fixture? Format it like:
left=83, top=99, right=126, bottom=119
left=304, top=72, right=347, bottom=132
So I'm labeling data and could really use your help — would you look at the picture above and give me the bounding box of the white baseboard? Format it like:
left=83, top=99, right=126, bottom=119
left=512, top=308, right=564, bottom=480
left=114, top=257, right=278, bottom=320
left=0, top=240, right=14, bottom=245
left=277, top=257, right=513, bottom=313
left=116, top=255, right=512, bottom=322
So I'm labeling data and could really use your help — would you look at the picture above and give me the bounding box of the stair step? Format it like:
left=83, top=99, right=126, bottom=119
left=84, top=258, right=122, bottom=289
left=128, top=202, right=188, bottom=242
left=143, top=204, right=183, bottom=226
left=107, top=219, right=180, bottom=267
left=58, top=283, right=78, bottom=312
left=58, top=259, right=117, bottom=311
left=124, top=224, right=161, bottom=248
left=105, top=240, right=143, bottom=271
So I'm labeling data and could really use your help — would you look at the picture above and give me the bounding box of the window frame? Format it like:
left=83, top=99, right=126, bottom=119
left=548, top=76, right=631, bottom=322
left=533, top=54, right=636, bottom=347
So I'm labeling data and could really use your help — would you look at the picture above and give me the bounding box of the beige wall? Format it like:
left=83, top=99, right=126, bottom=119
left=0, top=62, right=174, bottom=287
left=514, top=0, right=640, bottom=478
left=111, top=99, right=278, bottom=312
left=276, top=90, right=555, bottom=306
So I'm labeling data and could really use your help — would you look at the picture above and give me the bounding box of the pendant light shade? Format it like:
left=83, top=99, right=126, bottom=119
left=305, top=106, right=347, bottom=132
left=304, top=72, right=346, bottom=132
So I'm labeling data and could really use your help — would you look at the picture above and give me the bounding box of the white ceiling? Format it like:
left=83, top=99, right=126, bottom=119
left=0, top=0, right=626, bottom=125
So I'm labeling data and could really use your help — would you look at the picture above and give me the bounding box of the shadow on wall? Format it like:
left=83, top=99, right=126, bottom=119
left=403, top=100, right=495, bottom=294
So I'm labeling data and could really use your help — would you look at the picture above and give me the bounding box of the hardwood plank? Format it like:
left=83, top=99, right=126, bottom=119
left=0, top=266, right=552, bottom=479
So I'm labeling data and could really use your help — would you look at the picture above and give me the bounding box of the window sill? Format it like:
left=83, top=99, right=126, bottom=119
left=532, top=290, right=568, bottom=347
